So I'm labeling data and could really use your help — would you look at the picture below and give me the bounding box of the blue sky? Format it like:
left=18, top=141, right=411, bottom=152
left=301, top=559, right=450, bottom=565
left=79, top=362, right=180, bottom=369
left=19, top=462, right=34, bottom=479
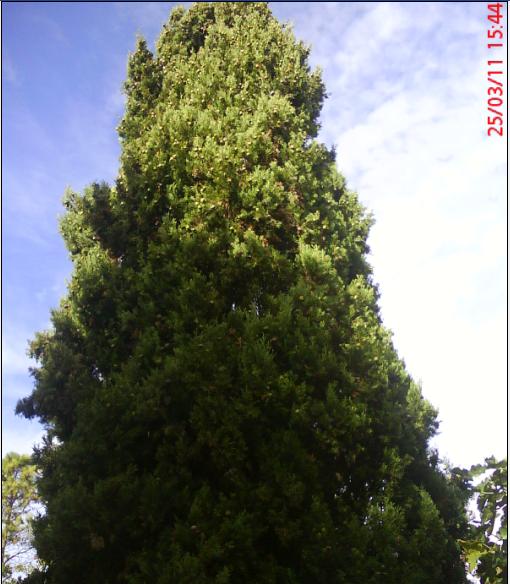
left=3, top=2, right=507, bottom=468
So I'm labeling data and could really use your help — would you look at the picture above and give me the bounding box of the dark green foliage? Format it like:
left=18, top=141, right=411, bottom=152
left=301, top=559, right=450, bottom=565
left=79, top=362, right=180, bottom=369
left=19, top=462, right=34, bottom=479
left=17, top=3, right=469, bottom=582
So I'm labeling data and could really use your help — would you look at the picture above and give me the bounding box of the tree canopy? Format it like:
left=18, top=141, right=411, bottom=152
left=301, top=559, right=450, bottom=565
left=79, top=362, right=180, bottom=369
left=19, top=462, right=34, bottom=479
left=461, top=457, right=507, bottom=583
left=2, top=452, right=40, bottom=583
left=17, top=3, right=470, bottom=582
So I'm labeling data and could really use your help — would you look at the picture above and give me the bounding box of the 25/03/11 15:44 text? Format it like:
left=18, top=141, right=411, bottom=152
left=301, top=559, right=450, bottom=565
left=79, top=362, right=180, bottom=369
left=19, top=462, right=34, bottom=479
left=486, top=3, right=505, bottom=136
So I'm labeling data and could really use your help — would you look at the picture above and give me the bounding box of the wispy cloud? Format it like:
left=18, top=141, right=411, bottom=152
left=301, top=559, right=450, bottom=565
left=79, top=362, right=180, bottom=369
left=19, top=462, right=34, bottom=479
left=28, top=12, right=69, bottom=45
left=2, top=379, right=35, bottom=402
left=2, top=343, right=34, bottom=378
left=3, top=54, right=19, bottom=85
left=35, top=271, right=70, bottom=305
left=114, top=2, right=182, bottom=45
left=61, top=96, right=122, bottom=186
left=3, top=166, right=61, bottom=248
left=1, top=422, right=44, bottom=456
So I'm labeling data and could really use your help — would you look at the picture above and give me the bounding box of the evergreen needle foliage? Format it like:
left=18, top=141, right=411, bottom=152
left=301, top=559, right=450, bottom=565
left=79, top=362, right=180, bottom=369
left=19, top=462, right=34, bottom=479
left=17, top=4, right=470, bottom=582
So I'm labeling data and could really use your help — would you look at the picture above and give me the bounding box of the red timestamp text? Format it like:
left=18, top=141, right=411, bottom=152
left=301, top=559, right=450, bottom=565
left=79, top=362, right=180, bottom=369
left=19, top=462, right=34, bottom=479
left=486, top=3, right=505, bottom=136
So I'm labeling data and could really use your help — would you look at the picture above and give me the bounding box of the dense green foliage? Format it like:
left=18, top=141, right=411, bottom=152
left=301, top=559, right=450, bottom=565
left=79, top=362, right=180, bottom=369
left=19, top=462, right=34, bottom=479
left=17, top=3, right=470, bottom=582
left=461, top=457, right=507, bottom=583
left=2, top=453, right=40, bottom=583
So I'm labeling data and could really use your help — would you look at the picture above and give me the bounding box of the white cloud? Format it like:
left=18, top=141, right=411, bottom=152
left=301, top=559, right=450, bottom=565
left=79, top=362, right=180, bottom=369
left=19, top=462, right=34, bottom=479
left=276, top=2, right=506, bottom=467
left=332, top=2, right=411, bottom=74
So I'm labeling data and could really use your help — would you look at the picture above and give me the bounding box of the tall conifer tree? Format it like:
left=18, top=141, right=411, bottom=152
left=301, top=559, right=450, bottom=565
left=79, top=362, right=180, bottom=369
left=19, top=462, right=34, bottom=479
left=18, top=4, right=469, bottom=582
